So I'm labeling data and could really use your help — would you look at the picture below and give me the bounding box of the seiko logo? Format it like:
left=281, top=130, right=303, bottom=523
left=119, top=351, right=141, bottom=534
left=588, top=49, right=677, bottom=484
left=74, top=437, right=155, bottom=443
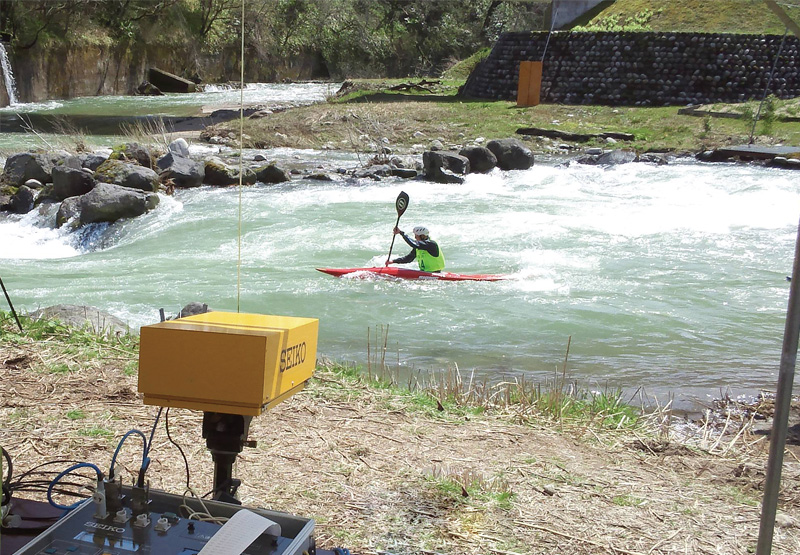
left=280, top=342, right=306, bottom=372
left=85, top=521, right=125, bottom=534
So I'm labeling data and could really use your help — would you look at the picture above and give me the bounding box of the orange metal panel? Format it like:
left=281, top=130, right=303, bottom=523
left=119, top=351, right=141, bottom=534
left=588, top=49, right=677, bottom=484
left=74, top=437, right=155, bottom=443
left=517, top=61, right=543, bottom=107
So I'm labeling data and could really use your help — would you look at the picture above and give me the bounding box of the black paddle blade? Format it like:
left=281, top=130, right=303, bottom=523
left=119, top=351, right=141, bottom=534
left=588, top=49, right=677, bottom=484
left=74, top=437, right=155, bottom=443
left=396, top=191, right=409, bottom=216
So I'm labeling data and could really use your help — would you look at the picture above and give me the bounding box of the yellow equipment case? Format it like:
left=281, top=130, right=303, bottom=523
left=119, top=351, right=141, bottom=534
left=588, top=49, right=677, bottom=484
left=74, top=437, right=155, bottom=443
left=138, top=311, right=319, bottom=416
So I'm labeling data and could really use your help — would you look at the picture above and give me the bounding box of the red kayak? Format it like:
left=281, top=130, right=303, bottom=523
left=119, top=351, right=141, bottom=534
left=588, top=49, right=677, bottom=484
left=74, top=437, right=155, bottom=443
left=316, top=267, right=507, bottom=282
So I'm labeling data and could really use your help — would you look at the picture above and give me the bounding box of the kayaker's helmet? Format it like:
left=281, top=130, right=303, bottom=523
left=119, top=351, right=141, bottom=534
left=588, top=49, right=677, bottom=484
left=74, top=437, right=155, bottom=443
left=413, top=226, right=429, bottom=238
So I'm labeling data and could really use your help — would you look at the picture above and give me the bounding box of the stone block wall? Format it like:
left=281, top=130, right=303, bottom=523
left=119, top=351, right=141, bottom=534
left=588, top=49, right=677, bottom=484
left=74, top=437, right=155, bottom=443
left=462, top=31, right=800, bottom=106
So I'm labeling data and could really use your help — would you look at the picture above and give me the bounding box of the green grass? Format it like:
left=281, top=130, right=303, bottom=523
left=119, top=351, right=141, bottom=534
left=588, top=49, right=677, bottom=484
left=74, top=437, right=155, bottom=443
left=232, top=86, right=800, bottom=155
left=441, top=47, right=491, bottom=80
left=66, top=409, right=87, bottom=420
left=123, top=361, right=138, bottom=377
left=583, top=0, right=800, bottom=34
left=320, top=359, right=640, bottom=431
left=725, top=486, right=760, bottom=507
left=78, top=427, right=114, bottom=439
left=48, top=363, right=75, bottom=375
left=612, top=493, right=646, bottom=507
left=0, top=310, right=139, bottom=353
left=424, top=466, right=514, bottom=509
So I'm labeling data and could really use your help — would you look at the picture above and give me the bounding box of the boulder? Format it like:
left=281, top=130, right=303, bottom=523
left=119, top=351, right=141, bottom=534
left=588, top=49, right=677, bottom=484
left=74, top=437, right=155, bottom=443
left=459, top=146, right=497, bottom=173
left=79, top=183, right=159, bottom=224
left=109, top=142, right=155, bottom=169
left=178, top=302, right=211, bottom=318
left=27, top=304, right=131, bottom=336
left=58, top=155, right=83, bottom=170
left=136, top=81, right=164, bottom=96
left=80, top=153, right=108, bottom=172
left=94, top=159, right=160, bottom=192
left=168, top=138, right=190, bottom=157
left=422, top=151, right=470, bottom=184
left=391, top=168, right=419, bottom=179
left=52, top=166, right=96, bottom=201
left=24, top=178, right=45, bottom=189
left=204, top=157, right=256, bottom=186
left=56, top=196, right=82, bottom=228
left=157, top=153, right=205, bottom=188
left=255, top=163, right=292, bottom=184
left=486, top=139, right=534, bottom=170
left=7, top=185, right=35, bottom=214
left=32, top=184, right=58, bottom=206
left=1, top=151, right=71, bottom=186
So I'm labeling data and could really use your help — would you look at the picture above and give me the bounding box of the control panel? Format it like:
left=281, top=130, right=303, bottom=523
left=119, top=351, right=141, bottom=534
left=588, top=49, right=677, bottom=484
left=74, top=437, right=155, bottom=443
left=12, top=486, right=315, bottom=555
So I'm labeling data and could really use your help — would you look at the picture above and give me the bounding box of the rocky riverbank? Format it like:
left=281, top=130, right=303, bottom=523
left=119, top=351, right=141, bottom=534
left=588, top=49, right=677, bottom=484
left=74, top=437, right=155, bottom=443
left=1, top=310, right=800, bottom=555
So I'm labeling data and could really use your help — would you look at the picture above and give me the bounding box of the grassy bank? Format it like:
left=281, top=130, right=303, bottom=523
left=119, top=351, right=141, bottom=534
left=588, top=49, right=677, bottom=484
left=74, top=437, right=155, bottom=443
left=581, top=0, right=800, bottom=34
left=3, top=311, right=800, bottom=554
left=205, top=80, right=800, bottom=156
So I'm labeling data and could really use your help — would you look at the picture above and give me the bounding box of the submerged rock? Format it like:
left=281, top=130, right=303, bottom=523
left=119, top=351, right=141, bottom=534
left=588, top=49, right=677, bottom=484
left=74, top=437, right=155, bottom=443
left=255, top=163, right=292, bottom=184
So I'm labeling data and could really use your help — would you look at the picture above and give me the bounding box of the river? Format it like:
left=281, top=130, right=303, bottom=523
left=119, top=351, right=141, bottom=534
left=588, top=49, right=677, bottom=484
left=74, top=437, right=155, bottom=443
left=0, top=84, right=797, bottom=409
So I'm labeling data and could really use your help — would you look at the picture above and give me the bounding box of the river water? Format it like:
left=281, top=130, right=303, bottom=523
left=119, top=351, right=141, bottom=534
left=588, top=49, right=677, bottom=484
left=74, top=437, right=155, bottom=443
left=0, top=84, right=798, bottom=409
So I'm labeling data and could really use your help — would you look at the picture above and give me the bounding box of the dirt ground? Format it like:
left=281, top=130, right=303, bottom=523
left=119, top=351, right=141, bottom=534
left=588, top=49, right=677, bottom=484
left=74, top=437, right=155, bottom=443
left=2, top=342, right=800, bottom=555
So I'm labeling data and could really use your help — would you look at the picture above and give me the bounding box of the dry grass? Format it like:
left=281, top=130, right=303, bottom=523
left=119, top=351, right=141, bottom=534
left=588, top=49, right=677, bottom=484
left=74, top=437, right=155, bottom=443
left=2, top=329, right=800, bottom=554
left=201, top=93, right=800, bottom=158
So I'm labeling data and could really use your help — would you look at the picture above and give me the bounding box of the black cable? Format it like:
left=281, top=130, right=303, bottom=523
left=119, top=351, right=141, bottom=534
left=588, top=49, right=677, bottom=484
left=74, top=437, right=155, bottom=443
left=2, top=446, right=11, bottom=506
left=2, top=446, right=12, bottom=486
left=11, top=460, right=86, bottom=485
left=165, top=408, right=191, bottom=490
left=9, top=460, right=99, bottom=506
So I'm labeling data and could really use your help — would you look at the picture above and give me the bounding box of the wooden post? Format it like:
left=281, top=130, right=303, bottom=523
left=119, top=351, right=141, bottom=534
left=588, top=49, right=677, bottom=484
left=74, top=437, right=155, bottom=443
left=517, top=61, right=543, bottom=107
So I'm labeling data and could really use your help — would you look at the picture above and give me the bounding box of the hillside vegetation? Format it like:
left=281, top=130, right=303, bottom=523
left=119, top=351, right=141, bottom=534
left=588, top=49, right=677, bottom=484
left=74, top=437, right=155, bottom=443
left=581, top=0, right=800, bottom=34
left=0, top=0, right=547, bottom=81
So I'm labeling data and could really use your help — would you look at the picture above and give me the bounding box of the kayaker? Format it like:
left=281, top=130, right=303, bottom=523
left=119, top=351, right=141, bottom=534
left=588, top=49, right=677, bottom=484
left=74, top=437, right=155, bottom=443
left=389, top=225, right=445, bottom=272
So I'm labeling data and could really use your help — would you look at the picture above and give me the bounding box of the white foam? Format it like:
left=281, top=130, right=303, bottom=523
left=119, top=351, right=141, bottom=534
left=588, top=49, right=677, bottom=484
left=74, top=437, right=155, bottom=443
left=0, top=213, right=80, bottom=259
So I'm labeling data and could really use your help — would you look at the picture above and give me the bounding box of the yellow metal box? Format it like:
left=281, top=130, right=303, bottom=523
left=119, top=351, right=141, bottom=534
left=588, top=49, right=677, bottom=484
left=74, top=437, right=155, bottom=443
left=138, top=312, right=319, bottom=415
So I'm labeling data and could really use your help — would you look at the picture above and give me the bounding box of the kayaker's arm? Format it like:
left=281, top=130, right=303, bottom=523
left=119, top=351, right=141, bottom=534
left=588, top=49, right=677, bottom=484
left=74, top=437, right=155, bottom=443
left=391, top=250, right=416, bottom=264
left=398, top=231, right=440, bottom=257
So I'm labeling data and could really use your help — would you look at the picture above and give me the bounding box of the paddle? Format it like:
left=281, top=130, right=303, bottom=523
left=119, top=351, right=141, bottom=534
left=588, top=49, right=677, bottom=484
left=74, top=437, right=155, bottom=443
left=385, top=191, right=410, bottom=266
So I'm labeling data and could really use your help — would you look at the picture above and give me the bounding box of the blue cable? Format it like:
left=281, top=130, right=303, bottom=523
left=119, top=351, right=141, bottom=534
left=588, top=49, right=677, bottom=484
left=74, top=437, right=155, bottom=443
left=108, top=429, right=147, bottom=480
left=108, top=408, right=163, bottom=487
left=47, top=462, right=103, bottom=511
left=333, top=548, right=351, bottom=555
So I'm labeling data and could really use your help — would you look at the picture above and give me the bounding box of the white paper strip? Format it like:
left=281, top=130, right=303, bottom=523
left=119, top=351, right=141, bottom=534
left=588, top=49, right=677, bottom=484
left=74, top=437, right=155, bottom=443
left=197, top=509, right=281, bottom=555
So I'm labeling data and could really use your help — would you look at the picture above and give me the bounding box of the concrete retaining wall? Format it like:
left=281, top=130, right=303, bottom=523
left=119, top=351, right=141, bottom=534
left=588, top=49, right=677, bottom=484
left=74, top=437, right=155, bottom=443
left=462, top=31, right=800, bottom=106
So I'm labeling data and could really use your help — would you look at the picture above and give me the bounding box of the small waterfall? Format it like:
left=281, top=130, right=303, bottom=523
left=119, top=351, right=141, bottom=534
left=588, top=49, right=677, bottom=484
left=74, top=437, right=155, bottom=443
left=0, top=41, right=18, bottom=105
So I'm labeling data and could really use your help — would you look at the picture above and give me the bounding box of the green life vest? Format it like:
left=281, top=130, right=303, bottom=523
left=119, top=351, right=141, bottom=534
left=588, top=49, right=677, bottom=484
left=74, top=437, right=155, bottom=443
left=416, top=241, right=445, bottom=272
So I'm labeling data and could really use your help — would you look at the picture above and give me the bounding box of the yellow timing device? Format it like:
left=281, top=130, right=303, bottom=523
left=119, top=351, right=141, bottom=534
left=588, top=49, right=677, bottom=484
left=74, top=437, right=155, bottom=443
left=138, top=311, right=319, bottom=416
